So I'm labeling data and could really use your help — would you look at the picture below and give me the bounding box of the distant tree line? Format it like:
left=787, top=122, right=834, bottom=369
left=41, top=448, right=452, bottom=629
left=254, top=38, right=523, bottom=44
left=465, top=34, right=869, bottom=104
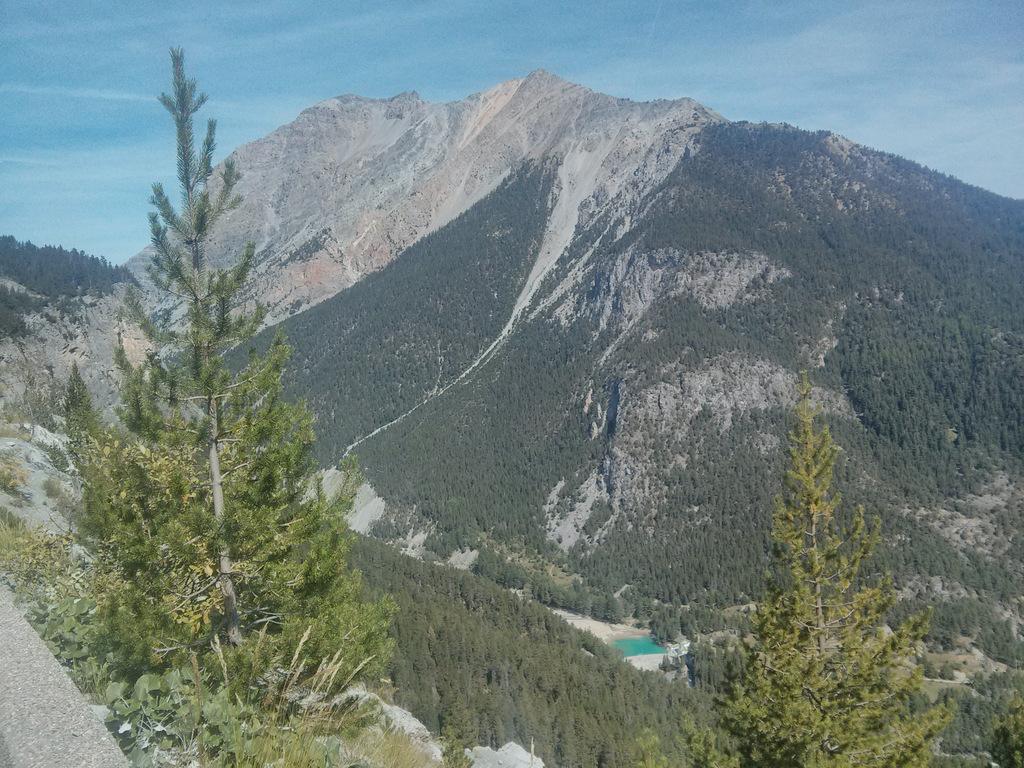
left=0, top=235, right=132, bottom=336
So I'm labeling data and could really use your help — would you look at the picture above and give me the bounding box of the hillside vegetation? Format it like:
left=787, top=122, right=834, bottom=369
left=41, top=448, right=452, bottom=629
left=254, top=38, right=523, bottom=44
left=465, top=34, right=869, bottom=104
left=243, top=161, right=556, bottom=453
left=354, top=536, right=714, bottom=768
left=256, top=122, right=1024, bottom=660
left=0, top=235, right=132, bottom=337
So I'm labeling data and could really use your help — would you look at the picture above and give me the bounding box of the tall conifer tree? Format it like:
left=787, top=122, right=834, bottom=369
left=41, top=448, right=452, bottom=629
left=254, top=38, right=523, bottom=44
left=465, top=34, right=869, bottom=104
left=63, top=362, right=98, bottom=451
left=80, top=48, right=392, bottom=685
left=723, top=375, right=948, bottom=766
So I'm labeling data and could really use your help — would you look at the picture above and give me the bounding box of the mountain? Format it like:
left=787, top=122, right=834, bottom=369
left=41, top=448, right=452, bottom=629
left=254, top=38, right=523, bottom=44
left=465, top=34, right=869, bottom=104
left=129, top=70, right=720, bottom=324
left=224, top=82, right=1024, bottom=663
left=46, top=71, right=1024, bottom=662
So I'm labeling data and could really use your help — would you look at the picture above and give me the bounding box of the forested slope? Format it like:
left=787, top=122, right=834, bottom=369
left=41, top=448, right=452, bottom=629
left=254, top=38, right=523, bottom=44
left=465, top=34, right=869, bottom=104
left=0, top=235, right=131, bottom=337
left=244, top=163, right=555, bottom=453
left=353, top=536, right=713, bottom=768
left=257, top=121, right=1024, bottom=661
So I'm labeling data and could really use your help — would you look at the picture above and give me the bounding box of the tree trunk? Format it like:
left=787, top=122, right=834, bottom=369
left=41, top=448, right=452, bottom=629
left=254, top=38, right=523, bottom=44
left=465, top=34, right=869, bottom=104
left=811, top=501, right=826, bottom=655
left=208, top=405, right=242, bottom=645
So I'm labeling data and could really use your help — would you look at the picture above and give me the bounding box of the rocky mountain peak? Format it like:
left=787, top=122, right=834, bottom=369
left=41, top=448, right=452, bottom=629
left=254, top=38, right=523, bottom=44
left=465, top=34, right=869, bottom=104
left=517, top=67, right=585, bottom=94
left=128, top=72, right=719, bottom=324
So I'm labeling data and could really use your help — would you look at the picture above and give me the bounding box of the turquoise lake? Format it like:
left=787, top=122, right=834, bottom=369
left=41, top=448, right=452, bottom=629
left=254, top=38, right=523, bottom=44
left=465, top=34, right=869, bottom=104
left=611, top=636, right=664, bottom=657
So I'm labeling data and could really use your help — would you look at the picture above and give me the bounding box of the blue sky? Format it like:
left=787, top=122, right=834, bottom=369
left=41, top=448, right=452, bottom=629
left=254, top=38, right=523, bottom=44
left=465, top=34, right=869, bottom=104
left=2, top=0, right=1022, bottom=263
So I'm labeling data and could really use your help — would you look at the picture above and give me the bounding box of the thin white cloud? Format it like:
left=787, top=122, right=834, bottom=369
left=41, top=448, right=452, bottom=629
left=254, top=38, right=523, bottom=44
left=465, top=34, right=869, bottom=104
left=0, top=83, right=154, bottom=103
left=0, top=156, right=63, bottom=167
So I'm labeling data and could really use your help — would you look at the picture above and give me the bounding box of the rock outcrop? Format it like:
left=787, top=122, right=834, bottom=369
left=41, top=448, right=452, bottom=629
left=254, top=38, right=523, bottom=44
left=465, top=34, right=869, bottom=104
left=0, top=286, right=147, bottom=416
left=0, top=425, right=77, bottom=533
left=469, top=742, right=545, bottom=768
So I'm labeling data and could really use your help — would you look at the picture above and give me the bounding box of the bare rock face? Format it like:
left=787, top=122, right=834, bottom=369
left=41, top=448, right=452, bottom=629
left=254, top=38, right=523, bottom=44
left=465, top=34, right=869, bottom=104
left=343, top=686, right=444, bottom=763
left=542, top=352, right=856, bottom=553
left=911, top=472, right=1024, bottom=564
left=129, top=70, right=721, bottom=325
left=553, top=247, right=791, bottom=338
left=469, top=742, right=545, bottom=768
left=545, top=471, right=609, bottom=551
left=0, top=287, right=148, bottom=415
left=0, top=424, right=77, bottom=532
left=607, top=353, right=852, bottom=509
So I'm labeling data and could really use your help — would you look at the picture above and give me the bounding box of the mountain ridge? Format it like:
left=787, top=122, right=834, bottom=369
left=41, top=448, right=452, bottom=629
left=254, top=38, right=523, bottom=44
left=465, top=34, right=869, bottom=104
left=128, top=69, right=722, bottom=324
left=239, top=117, right=1024, bottom=669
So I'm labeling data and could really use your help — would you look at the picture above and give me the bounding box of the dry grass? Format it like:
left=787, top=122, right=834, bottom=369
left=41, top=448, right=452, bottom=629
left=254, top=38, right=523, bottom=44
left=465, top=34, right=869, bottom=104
left=0, top=452, right=28, bottom=495
left=0, top=423, right=31, bottom=441
left=344, top=729, right=436, bottom=768
left=196, top=628, right=436, bottom=768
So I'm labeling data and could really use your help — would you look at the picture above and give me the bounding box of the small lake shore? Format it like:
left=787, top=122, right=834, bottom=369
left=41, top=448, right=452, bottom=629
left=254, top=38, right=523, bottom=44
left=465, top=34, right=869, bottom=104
left=551, top=609, right=675, bottom=672
left=551, top=608, right=650, bottom=643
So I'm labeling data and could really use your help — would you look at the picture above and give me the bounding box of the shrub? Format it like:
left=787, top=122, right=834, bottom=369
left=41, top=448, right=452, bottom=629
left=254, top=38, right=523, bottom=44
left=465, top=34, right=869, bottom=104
left=43, top=476, right=62, bottom=499
left=40, top=441, right=70, bottom=473
left=0, top=519, right=424, bottom=767
left=0, top=453, right=27, bottom=495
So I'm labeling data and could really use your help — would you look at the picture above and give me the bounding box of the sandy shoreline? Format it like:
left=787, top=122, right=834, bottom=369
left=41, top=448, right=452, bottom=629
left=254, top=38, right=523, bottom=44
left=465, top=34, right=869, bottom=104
left=552, top=609, right=649, bottom=642
left=552, top=608, right=674, bottom=671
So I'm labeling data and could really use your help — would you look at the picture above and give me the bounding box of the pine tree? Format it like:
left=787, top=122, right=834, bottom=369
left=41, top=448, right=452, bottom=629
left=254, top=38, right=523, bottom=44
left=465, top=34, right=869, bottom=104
left=723, top=374, right=949, bottom=766
left=120, top=44, right=260, bottom=646
left=62, top=363, right=98, bottom=453
left=441, top=721, right=473, bottom=768
left=633, top=729, right=671, bottom=768
left=992, top=695, right=1024, bottom=768
left=79, top=48, right=393, bottom=686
